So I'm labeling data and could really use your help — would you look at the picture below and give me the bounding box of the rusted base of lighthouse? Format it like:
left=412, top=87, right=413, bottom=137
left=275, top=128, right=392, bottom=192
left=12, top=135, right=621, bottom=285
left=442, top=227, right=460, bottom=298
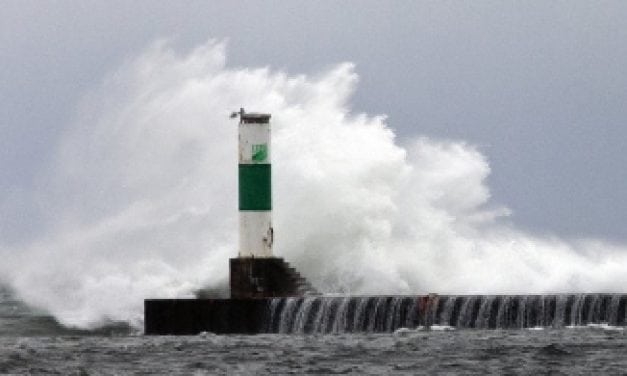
left=230, top=257, right=318, bottom=299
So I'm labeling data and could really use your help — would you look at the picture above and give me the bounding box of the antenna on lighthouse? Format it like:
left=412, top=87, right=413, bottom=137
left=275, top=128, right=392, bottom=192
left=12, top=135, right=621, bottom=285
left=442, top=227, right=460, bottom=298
left=230, top=108, right=245, bottom=119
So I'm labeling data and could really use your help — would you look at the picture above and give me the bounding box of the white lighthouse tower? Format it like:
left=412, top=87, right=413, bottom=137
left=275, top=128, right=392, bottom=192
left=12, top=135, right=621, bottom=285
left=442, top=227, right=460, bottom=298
left=232, top=108, right=273, bottom=257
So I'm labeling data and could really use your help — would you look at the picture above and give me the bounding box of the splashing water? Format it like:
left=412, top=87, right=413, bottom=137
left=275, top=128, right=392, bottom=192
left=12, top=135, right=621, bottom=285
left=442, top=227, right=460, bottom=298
left=265, top=294, right=627, bottom=333
left=1, top=39, right=626, bottom=328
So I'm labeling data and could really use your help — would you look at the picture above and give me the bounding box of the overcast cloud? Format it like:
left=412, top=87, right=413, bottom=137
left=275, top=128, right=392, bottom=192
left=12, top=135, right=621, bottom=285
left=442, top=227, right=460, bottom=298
left=1, top=0, right=626, bottom=244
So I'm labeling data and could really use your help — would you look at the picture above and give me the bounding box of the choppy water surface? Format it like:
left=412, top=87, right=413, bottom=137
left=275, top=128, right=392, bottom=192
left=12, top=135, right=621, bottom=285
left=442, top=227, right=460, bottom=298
left=1, top=288, right=626, bottom=374
left=0, top=329, right=625, bottom=375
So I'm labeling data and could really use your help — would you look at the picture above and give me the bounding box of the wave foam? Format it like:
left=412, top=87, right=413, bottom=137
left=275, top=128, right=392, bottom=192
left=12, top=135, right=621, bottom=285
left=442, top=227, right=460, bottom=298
left=1, top=39, right=626, bottom=328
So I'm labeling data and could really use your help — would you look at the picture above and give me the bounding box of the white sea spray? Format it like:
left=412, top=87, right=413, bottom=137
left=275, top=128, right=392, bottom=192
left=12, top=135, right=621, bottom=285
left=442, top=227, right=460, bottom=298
left=1, top=39, right=626, bottom=328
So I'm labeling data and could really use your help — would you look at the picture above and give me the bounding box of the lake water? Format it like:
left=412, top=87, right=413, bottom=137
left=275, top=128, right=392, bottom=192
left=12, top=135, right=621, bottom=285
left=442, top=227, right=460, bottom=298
left=1, top=329, right=626, bottom=375
left=1, top=288, right=626, bottom=375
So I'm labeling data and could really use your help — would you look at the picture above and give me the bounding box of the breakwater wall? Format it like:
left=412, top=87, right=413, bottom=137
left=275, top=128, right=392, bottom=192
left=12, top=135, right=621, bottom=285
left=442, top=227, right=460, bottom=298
left=145, top=294, right=627, bottom=334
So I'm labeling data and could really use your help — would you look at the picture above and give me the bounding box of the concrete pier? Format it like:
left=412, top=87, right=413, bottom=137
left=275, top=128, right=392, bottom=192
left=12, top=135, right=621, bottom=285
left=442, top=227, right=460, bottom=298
left=144, top=294, right=627, bottom=334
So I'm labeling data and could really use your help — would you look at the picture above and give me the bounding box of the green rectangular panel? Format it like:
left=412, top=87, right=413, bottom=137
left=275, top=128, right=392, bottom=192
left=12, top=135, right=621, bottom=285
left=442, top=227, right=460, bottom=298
left=239, top=164, right=272, bottom=210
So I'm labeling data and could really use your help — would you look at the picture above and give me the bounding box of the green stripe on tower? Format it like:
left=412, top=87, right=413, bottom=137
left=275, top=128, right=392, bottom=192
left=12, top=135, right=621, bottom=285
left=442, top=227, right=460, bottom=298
left=239, top=164, right=272, bottom=211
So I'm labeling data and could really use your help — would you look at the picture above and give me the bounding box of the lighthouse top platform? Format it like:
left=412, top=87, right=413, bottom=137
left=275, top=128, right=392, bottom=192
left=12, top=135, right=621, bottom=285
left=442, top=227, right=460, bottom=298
left=241, top=112, right=271, bottom=123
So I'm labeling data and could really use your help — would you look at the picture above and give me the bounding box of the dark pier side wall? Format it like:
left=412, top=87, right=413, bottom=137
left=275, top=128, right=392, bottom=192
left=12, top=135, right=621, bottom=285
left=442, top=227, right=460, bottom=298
left=144, top=294, right=627, bottom=335
left=144, top=299, right=268, bottom=335
left=144, top=296, right=434, bottom=335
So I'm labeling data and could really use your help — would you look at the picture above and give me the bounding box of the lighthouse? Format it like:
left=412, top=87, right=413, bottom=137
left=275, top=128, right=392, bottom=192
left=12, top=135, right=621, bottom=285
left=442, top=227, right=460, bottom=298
left=143, top=109, right=316, bottom=334
left=228, top=108, right=316, bottom=298
left=232, top=108, right=273, bottom=257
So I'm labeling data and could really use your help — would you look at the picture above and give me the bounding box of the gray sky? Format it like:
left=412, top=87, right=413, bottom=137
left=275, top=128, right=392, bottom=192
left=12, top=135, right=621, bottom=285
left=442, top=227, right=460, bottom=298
left=1, top=0, right=626, bottom=243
